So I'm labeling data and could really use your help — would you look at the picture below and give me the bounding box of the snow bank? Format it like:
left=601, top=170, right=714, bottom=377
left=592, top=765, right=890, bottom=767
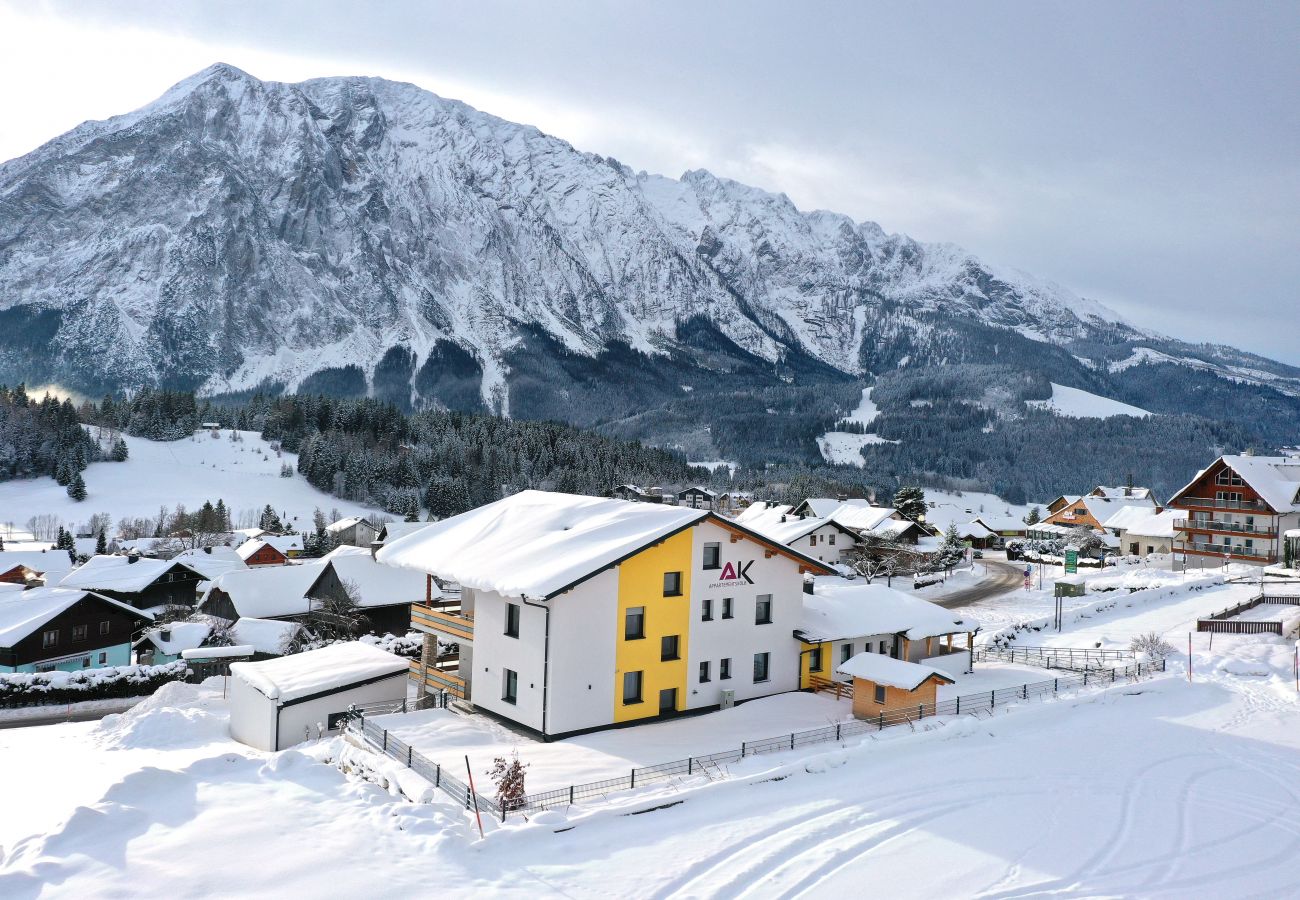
left=96, top=679, right=230, bottom=750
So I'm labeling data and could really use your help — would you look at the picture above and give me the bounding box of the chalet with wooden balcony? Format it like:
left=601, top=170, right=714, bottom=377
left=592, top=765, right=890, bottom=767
left=1167, top=454, right=1300, bottom=566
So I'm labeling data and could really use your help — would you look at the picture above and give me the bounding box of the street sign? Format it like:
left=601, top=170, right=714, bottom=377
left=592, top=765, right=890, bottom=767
left=1064, top=549, right=1078, bottom=574
left=1024, top=566, right=1032, bottom=590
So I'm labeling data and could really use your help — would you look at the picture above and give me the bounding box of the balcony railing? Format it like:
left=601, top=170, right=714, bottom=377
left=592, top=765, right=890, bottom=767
left=1182, top=542, right=1274, bottom=560
left=409, top=659, right=467, bottom=699
left=1177, top=496, right=1271, bottom=512
left=411, top=603, right=474, bottom=641
left=1174, top=519, right=1275, bottom=536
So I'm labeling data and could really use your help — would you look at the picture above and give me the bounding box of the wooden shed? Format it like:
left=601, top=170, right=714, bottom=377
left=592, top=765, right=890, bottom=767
left=836, top=653, right=955, bottom=719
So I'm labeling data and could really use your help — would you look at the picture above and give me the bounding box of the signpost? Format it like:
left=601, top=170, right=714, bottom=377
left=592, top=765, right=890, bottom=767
left=1064, top=549, right=1079, bottom=575
left=1023, top=566, right=1032, bottom=591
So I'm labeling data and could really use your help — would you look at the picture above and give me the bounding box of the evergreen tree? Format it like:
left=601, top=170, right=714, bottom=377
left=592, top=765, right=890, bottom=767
left=67, top=471, right=87, bottom=502
left=1025, top=506, right=1041, bottom=525
left=892, top=486, right=927, bottom=522
left=214, top=499, right=230, bottom=531
left=95, top=530, right=107, bottom=554
left=110, top=437, right=129, bottom=461
left=258, top=504, right=284, bottom=533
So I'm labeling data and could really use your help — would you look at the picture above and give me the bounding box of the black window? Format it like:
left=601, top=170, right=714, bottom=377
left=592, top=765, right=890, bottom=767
left=753, top=652, right=770, bottom=683
left=504, top=603, right=520, bottom=638
left=808, top=647, right=823, bottom=672
left=755, top=594, right=773, bottom=625
left=840, top=643, right=853, bottom=664
left=701, top=597, right=714, bottom=621
left=625, top=607, right=645, bottom=640
left=72, top=624, right=88, bottom=642
left=622, top=670, right=643, bottom=704
left=721, top=597, right=734, bottom=619
left=42, top=629, right=58, bottom=649
left=98, top=652, right=107, bottom=665
left=661, top=635, right=680, bottom=661
left=663, top=571, right=682, bottom=596
left=326, top=711, right=349, bottom=730
left=703, top=542, right=720, bottom=570
left=879, top=640, right=888, bottom=654
left=81, top=657, right=91, bottom=668
left=828, top=533, right=836, bottom=546
left=502, top=668, right=518, bottom=704
left=874, top=685, right=887, bottom=704
left=99, top=620, right=110, bottom=636
left=699, top=661, right=711, bottom=682
left=720, top=658, right=732, bottom=680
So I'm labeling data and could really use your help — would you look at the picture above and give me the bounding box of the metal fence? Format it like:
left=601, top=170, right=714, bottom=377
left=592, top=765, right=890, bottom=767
left=343, top=657, right=1166, bottom=819
left=975, top=645, right=1134, bottom=672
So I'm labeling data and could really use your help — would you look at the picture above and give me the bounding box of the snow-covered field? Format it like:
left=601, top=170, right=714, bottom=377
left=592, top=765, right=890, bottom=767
left=1027, top=382, right=1152, bottom=419
left=921, top=489, right=1038, bottom=531
left=817, top=388, right=898, bottom=466
left=2, top=568, right=1299, bottom=897
left=0, top=430, right=383, bottom=534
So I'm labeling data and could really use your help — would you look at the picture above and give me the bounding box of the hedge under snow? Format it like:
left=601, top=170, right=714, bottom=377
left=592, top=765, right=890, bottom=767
left=0, top=661, right=189, bottom=706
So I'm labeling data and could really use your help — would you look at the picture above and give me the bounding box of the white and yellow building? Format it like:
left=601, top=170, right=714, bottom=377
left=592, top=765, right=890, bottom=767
left=378, top=490, right=832, bottom=739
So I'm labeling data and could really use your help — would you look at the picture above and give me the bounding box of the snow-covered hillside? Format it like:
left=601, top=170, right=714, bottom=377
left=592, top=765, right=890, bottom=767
left=0, top=430, right=382, bottom=534
left=817, top=388, right=898, bottom=466
left=1027, top=383, right=1152, bottom=419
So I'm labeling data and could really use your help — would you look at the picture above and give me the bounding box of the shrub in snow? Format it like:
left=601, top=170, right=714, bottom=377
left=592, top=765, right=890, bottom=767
left=489, top=750, right=528, bottom=813
left=0, top=661, right=189, bottom=707
left=1130, top=632, right=1175, bottom=666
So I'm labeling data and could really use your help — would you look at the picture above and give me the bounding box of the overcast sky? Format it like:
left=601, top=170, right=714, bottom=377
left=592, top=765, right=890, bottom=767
left=2, top=1, right=1297, bottom=363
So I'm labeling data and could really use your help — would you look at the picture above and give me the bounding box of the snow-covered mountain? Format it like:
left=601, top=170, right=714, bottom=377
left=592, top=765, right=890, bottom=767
left=2, top=62, right=1298, bottom=438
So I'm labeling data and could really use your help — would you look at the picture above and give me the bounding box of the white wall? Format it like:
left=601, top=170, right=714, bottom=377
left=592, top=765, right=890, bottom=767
left=788, top=524, right=854, bottom=565
left=469, top=587, right=547, bottom=733
left=686, top=520, right=804, bottom=709
left=921, top=650, right=971, bottom=679
left=228, top=675, right=277, bottom=752
left=547, top=568, right=618, bottom=735
left=822, top=634, right=896, bottom=681
left=274, top=672, right=407, bottom=750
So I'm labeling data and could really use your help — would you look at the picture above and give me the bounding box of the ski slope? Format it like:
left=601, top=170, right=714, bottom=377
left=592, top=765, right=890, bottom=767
left=1028, top=383, right=1152, bottom=419
left=0, top=430, right=383, bottom=535
left=818, top=388, right=898, bottom=466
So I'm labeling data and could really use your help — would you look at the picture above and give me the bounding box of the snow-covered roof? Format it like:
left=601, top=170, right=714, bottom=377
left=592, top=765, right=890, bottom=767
left=172, top=547, right=247, bottom=581
left=1091, top=485, right=1154, bottom=501
left=0, top=588, right=146, bottom=647
left=377, top=521, right=430, bottom=543
left=229, top=617, right=301, bottom=655
left=320, top=546, right=438, bottom=607
left=796, top=498, right=866, bottom=518
left=733, top=502, right=793, bottom=527
left=973, top=515, right=1027, bottom=533
left=378, top=490, right=710, bottom=599
left=230, top=641, right=407, bottom=703
left=679, top=486, right=717, bottom=497
left=200, top=562, right=327, bottom=619
left=953, top=522, right=994, bottom=539
left=740, top=513, right=851, bottom=546
left=326, top=517, right=374, bottom=534
left=236, top=539, right=283, bottom=561
left=237, top=534, right=303, bottom=559
left=827, top=504, right=901, bottom=533
left=835, top=653, right=955, bottom=690
left=797, top=580, right=979, bottom=643
left=1104, top=507, right=1180, bottom=538
left=0, top=549, right=75, bottom=579
left=59, top=555, right=199, bottom=593
left=136, top=620, right=212, bottom=655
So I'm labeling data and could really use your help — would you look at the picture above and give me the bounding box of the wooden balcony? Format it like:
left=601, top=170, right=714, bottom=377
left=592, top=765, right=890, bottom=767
left=1181, top=542, right=1274, bottom=561
left=1174, top=518, right=1274, bottom=536
left=1177, top=497, right=1270, bottom=512
left=408, top=660, right=467, bottom=699
left=410, top=602, right=474, bottom=641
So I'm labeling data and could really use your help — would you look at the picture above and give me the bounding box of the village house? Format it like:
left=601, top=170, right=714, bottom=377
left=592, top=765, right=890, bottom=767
left=307, top=546, right=426, bottom=635
left=0, top=587, right=148, bottom=673
left=0, top=564, right=45, bottom=588
left=1102, top=507, right=1181, bottom=558
left=836, top=653, right=955, bottom=719
left=374, top=520, right=431, bottom=549
left=0, top=549, right=75, bottom=588
left=971, top=514, right=1029, bottom=541
left=1167, top=454, right=1300, bottom=566
left=1043, top=490, right=1157, bottom=531
left=378, top=490, right=832, bottom=739
left=198, top=562, right=328, bottom=623
left=795, top=580, right=978, bottom=690
left=733, top=503, right=860, bottom=565
left=325, top=517, right=379, bottom=548
left=677, top=486, right=717, bottom=510
left=59, top=555, right=206, bottom=610
left=236, top=539, right=290, bottom=567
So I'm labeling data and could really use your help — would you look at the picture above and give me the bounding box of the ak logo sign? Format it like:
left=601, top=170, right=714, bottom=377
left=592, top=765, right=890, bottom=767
left=712, top=560, right=754, bottom=585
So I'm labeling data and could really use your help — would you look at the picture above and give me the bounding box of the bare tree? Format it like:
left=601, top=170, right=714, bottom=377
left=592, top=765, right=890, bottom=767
left=25, top=513, right=61, bottom=542
left=846, top=535, right=911, bottom=585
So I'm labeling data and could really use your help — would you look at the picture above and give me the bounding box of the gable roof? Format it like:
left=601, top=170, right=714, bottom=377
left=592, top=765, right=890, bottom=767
left=1090, top=485, right=1155, bottom=501
left=172, top=547, right=247, bottom=581
left=836, top=653, right=955, bottom=690
left=200, top=562, right=328, bottom=619
left=826, top=504, right=901, bottom=533
left=1107, top=508, right=1181, bottom=539
left=797, top=580, right=979, bottom=643
left=0, top=549, right=75, bottom=580
left=326, top=517, right=375, bottom=534
left=378, top=490, right=831, bottom=600
left=738, top=512, right=857, bottom=546
left=230, top=617, right=302, bottom=655
left=317, top=546, right=439, bottom=607
left=0, top=588, right=147, bottom=647
left=59, top=555, right=201, bottom=593
left=1171, top=455, right=1300, bottom=514
left=377, top=521, right=432, bottom=544
left=972, top=515, right=1028, bottom=533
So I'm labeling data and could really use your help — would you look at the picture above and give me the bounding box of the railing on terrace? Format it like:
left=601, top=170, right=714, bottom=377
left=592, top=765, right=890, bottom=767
left=411, top=604, right=475, bottom=641
left=1182, top=543, right=1273, bottom=560
left=1173, top=519, right=1275, bottom=536
left=1195, top=592, right=1300, bottom=636
left=344, top=657, right=1166, bottom=820
left=409, top=660, right=467, bottom=699
left=1177, top=497, right=1271, bottom=512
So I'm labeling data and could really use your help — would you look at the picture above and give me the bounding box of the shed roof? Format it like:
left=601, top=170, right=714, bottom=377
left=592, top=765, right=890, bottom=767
left=230, top=641, right=407, bottom=703
left=797, top=580, right=978, bottom=643
left=835, top=653, right=955, bottom=690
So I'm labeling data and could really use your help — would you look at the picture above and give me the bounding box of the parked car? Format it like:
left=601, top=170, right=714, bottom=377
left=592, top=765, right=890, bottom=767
left=973, top=549, right=984, bottom=559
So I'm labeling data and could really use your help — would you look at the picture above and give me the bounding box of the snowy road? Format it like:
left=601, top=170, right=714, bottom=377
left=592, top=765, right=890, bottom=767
left=931, top=560, right=1025, bottom=609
